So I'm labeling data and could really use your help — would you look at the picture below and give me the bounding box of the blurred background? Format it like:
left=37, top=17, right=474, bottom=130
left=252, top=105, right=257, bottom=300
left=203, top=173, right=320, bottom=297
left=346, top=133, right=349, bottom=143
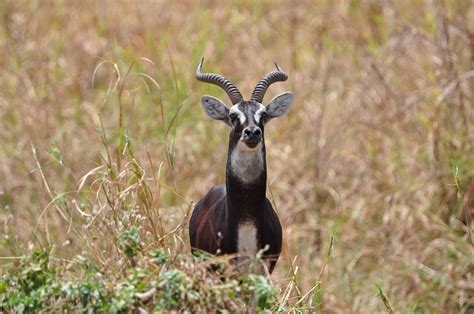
left=0, top=0, right=473, bottom=311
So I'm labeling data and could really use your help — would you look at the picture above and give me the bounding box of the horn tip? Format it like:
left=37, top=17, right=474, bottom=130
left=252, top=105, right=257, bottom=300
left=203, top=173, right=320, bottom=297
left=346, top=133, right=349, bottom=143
left=196, top=57, right=205, bottom=75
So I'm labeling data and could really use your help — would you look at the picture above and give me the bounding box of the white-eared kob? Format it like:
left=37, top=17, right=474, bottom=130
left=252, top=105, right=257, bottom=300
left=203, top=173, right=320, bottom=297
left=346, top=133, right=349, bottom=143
left=189, top=58, right=294, bottom=274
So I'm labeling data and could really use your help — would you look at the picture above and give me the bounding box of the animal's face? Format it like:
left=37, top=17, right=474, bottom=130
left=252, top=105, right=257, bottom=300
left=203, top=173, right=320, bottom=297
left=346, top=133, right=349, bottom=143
left=229, top=101, right=265, bottom=148
left=200, top=92, right=293, bottom=149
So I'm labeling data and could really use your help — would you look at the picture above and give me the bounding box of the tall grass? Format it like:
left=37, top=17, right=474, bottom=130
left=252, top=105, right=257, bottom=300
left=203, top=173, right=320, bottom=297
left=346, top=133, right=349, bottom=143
left=0, top=0, right=473, bottom=311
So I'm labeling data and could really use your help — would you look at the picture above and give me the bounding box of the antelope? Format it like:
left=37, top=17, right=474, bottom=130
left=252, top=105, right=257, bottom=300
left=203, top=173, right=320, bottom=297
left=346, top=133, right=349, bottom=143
left=189, top=58, right=293, bottom=274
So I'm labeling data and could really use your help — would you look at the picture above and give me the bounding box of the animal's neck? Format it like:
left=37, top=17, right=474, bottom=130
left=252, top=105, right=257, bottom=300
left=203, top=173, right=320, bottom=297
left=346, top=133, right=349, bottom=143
left=226, top=140, right=267, bottom=220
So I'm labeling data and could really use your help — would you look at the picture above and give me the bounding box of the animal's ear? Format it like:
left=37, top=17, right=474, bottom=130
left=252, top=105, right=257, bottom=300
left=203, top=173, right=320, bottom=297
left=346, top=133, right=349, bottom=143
left=265, top=92, right=293, bottom=119
left=201, top=95, right=230, bottom=124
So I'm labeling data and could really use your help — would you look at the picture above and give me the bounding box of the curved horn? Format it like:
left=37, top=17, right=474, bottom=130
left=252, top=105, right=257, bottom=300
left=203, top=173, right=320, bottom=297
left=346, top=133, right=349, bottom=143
left=196, top=58, right=243, bottom=104
left=251, top=63, right=288, bottom=103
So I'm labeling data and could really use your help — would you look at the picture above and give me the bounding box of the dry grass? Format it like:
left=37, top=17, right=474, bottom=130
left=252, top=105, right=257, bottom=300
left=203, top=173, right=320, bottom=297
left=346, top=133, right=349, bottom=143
left=0, top=0, right=473, bottom=312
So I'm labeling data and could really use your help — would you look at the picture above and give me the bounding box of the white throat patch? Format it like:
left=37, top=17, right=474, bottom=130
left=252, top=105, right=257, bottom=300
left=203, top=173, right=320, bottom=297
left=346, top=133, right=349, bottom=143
left=230, top=142, right=264, bottom=183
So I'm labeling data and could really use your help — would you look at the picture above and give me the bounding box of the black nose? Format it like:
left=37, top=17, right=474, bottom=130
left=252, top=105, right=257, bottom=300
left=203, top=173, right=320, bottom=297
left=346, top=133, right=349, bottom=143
left=243, top=126, right=262, bottom=141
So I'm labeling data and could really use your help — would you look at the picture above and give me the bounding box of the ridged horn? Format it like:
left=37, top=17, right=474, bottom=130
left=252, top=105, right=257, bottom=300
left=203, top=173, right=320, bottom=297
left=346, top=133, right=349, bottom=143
left=196, top=58, right=243, bottom=104
left=250, top=63, right=288, bottom=103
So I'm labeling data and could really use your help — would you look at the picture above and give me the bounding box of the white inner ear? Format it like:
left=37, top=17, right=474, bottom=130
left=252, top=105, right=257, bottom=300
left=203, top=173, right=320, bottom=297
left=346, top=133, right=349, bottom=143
left=254, top=103, right=266, bottom=124
left=229, top=105, right=246, bottom=124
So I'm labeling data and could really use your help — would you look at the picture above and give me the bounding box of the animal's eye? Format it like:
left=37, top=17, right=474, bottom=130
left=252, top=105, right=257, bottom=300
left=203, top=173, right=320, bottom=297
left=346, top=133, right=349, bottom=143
left=229, top=113, right=238, bottom=120
left=260, top=111, right=268, bottom=121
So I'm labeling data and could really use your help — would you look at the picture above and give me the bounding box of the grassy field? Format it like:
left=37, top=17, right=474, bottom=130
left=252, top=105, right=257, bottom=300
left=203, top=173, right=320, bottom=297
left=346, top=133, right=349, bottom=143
left=0, top=0, right=473, bottom=312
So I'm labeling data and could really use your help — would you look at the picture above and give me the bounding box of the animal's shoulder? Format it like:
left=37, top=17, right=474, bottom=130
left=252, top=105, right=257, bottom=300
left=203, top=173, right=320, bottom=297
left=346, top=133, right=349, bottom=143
left=191, top=185, right=226, bottom=220
left=207, top=184, right=226, bottom=197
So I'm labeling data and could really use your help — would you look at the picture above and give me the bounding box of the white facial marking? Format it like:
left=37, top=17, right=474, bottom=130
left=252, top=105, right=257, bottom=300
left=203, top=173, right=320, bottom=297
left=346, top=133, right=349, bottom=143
left=254, top=103, right=266, bottom=124
left=230, top=142, right=264, bottom=183
left=229, top=105, right=246, bottom=125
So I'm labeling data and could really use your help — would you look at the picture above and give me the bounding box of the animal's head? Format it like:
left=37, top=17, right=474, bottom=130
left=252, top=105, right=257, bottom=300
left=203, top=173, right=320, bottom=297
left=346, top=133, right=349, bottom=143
left=196, top=58, right=293, bottom=150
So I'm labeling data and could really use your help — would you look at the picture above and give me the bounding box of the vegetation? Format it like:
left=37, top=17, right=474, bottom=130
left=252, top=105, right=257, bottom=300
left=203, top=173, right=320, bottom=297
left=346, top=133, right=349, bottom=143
left=0, top=0, right=473, bottom=312
left=0, top=246, right=279, bottom=312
